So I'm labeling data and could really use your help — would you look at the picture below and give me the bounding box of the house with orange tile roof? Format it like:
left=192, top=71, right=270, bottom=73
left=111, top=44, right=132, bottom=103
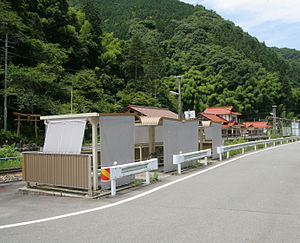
left=197, top=106, right=242, bottom=125
left=202, top=106, right=242, bottom=123
left=198, top=113, right=228, bottom=124
left=198, top=106, right=245, bottom=138
left=198, top=106, right=272, bottom=139
left=243, top=121, right=272, bottom=129
left=242, top=121, right=272, bottom=136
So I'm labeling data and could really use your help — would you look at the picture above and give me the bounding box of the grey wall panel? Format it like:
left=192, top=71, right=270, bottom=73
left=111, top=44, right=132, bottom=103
left=282, top=127, right=288, bottom=137
left=100, top=116, right=135, bottom=189
left=155, top=126, right=163, bottom=143
left=135, top=125, right=149, bottom=144
left=163, top=120, right=198, bottom=172
left=292, top=122, right=300, bottom=136
left=282, top=127, right=292, bottom=137
left=204, top=126, right=213, bottom=140
left=211, top=123, right=222, bottom=159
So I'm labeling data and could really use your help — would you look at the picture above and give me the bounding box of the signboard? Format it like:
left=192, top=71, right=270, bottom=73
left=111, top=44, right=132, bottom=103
left=184, top=110, right=196, bottom=120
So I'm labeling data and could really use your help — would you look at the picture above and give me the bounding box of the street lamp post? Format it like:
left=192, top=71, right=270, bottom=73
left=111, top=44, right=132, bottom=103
left=170, top=75, right=183, bottom=120
left=272, top=105, right=277, bottom=135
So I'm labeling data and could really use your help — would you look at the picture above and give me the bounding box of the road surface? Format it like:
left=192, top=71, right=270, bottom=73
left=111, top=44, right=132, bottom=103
left=0, top=142, right=299, bottom=242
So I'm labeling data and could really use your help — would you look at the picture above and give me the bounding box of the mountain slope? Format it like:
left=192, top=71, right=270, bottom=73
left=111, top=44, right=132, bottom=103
left=2, top=0, right=299, bottom=123
left=74, top=0, right=194, bottom=39
left=272, top=47, right=300, bottom=63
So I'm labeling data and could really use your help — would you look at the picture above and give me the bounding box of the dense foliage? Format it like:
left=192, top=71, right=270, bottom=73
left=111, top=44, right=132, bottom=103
left=0, top=0, right=299, bottom=135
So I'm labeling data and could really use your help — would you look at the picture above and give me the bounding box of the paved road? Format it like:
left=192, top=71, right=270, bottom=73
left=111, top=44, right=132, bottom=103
left=1, top=142, right=300, bottom=242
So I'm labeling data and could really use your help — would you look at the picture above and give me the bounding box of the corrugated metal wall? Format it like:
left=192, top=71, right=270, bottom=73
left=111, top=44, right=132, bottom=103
left=23, top=153, right=91, bottom=190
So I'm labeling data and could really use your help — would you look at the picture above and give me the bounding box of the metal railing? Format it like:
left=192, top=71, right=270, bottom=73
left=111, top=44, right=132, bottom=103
left=217, top=136, right=300, bottom=161
left=173, top=149, right=211, bottom=174
left=0, top=156, right=22, bottom=160
left=101, top=158, right=158, bottom=196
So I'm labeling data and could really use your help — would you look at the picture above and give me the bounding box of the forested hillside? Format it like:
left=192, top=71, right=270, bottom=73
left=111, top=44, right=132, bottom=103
left=74, top=0, right=195, bottom=40
left=272, top=47, right=300, bottom=63
left=0, top=0, right=299, bottom=134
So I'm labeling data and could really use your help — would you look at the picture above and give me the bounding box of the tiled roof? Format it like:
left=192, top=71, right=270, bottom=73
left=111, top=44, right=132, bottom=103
left=222, top=120, right=243, bottom=128
left=243, top=121, right=272, bottom=128
left=204, top=106, right=242, bottom=116
left=122, top=105, right=178, bottom=119
left=199, top=113, right=228, bottom=123
left=232, top=112, right=243, bottom=115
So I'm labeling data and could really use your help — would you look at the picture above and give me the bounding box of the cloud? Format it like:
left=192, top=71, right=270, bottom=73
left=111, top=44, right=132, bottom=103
left=180, top=0, right=204, bottom=5
left=201, top=0, right=300, bottom=27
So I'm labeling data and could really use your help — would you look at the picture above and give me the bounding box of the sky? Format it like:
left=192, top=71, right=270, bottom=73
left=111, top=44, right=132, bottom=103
left=180, top=0, right=300, bottom=50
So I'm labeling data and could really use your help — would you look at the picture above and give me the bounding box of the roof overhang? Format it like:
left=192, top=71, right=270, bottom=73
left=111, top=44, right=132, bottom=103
left=41, top=113, right=140, bottom=122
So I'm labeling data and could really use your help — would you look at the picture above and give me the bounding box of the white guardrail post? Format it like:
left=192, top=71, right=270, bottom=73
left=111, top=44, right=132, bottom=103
left=102, top=158, right=158, bottom=196
left=173, top=149, right=211, bottom=174
left=217, top=136, right=300, bottom=161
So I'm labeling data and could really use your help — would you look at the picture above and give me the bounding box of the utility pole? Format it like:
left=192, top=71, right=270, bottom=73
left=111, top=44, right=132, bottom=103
left=4, top=33, right=8, bottom=131
left=272, top=105, right=277, bottom=135
left=174, top=75, right=183, bottom=120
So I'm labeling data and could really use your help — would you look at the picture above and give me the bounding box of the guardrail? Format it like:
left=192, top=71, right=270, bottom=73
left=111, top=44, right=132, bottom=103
left=217, top=136, right=300, bottom=161
left=173, top=149, right=211, bottom=174
left=101, top=158, right=158, bottom=196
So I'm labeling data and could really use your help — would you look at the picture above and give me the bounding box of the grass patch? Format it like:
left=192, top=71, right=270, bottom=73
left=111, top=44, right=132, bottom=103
left=132, top=179, right=143, bottom=187
left=0, top=144, right=21, bottom=169
left=150, top=171, right=159, bottom=182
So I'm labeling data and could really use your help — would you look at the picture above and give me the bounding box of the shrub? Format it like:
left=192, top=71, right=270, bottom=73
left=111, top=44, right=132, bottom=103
left=0, top=130, right=23, bottom=146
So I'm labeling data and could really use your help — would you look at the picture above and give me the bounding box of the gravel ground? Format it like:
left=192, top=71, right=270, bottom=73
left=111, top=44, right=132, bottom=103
left=0, top=173, right=22, bottom=183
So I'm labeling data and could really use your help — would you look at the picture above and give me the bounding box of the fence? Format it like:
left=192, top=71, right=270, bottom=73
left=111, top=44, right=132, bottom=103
left=217, top=136, right=300, bottom=161
left=22, top=152, right=92, bottom=191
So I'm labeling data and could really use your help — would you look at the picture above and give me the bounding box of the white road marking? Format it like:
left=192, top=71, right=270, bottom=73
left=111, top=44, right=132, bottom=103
left=0, top=142, right=298, bottom=230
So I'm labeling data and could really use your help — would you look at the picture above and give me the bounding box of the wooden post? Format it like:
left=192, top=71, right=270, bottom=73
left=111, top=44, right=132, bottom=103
left=34, top=117, right=38, bottom=139
left=148, top=125, right=155, bottom=158
left=139, top=146, right=143, bottom=161
left=17, top=115, right=21, bottom=136
left=22, top=153, right=26, bottom=181
left=199, top=126, right=203, bottom=151
left=88, top=117, right=99, bottom=192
